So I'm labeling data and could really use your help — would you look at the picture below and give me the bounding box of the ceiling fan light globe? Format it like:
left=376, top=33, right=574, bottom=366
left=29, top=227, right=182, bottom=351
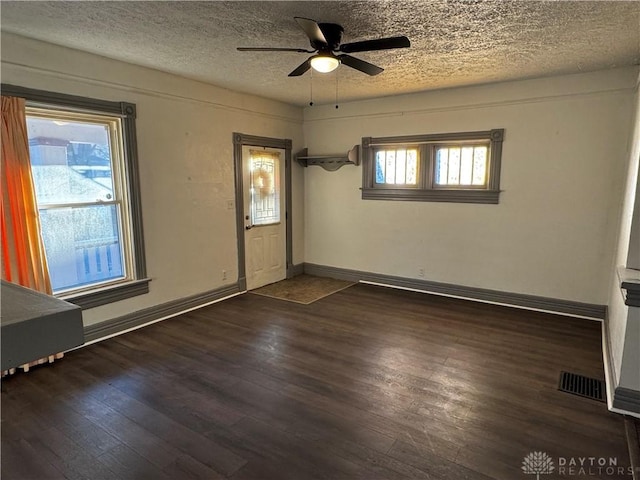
left=310, top=55, right=340, bottom=73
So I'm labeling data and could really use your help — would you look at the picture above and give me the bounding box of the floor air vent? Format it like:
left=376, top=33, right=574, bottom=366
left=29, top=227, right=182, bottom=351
left=558, top=371, right=605, bottom=402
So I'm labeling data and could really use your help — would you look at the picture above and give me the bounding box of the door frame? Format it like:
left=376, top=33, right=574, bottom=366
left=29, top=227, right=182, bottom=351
left=233, top=133, right=293, bottom=291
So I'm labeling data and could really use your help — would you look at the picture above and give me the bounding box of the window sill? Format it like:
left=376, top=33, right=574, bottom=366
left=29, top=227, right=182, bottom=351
left=361, top=188, right=501, bottom=204
left=60, top=278, right=151, bottom=310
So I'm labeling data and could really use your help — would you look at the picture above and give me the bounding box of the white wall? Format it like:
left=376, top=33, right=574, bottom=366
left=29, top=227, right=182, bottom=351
left=3, top=30, right=638, bottom=338
left=1, top=33, right=305, bottom=327
left=303, top=68, right=638, bottom=305
left=607, top=76, right=640, bottom=391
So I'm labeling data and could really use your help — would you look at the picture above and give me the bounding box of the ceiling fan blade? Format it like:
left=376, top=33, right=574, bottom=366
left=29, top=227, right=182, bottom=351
left=338, top=54, right=384, bottom=76
left=294, top=17, right=328, bottom=46
left=288, top=58, right=312, bottom=77
left=339, top=36, right=410, bottom=53
left=338, top=55, right=384, bottom=75
left=237, top=47, right=314, bottom=53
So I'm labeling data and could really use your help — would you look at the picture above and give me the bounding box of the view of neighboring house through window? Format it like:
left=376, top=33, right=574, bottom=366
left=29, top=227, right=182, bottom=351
left=1, top=84, right=147, bottom=308
left=26, top=108, right=131, bottom=294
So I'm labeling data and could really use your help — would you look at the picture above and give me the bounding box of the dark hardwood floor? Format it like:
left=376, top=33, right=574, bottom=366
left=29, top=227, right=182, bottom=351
left=1, top=284, right=633, bottom=479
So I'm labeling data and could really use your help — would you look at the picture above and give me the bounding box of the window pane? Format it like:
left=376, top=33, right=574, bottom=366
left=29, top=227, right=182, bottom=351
left=375, top=148, right=418, bottom=185
left=27, top=117, right=114, bottom=204
left=472, top=146, right=488, bottom=185
left=385, top=150, right=396, bottom=184
left=375, top=151, right=385, bottom=184
left=39, top=205, right=125, bottom=292
left=250, top=151, right=280, bottom=226
left=436, top=148, right=450, bottom=185
left=436, top=145, right=488, bottom=187
left=447, top=148, right=460, bottom=185
left=460, top=147, right=474, bottom=185
left=395, top=150, right=406, bottom=184
left=26, top=108, right=132, bottom=295
left=406, top=149, right=418, bottom=184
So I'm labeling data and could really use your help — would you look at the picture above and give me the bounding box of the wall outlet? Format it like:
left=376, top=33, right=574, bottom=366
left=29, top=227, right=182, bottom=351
left=226, top=200, right=234, bottom=210
left=418, top=268, right=425, bottom=278
left=222, top=270, right=227, bottom=281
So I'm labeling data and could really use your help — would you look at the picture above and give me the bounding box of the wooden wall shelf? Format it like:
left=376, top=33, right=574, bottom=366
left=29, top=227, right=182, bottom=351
left=296, top=145, right=360, bottom=172
left=619, top=266, right=640, bottom=307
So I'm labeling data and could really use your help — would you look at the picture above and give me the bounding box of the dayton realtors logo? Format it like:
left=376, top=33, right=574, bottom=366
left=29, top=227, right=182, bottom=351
left=522, top=451, right=555, bottom=479
left=522, top=451, right=635, bottom=477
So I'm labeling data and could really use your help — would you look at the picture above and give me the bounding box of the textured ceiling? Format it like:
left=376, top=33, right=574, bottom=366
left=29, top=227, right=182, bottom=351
left=1, top=1, right=639, bottom=107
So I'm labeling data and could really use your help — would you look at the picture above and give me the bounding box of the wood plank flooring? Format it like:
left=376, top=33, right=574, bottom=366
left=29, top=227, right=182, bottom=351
left=1, top=284, right=633, bottom=479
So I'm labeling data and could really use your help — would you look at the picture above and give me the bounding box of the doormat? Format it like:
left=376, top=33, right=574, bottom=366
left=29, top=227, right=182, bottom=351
left=250, top=274, right=355, bottom=305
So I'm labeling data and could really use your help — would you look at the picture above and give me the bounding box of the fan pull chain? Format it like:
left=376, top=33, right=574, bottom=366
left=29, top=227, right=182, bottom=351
left=309, top=69, right=314, bottom=106
left=335, top=70, right=339, bottom=109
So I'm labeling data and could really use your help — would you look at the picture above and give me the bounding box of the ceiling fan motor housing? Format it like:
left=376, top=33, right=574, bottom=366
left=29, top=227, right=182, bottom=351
left=315, top=23, right=344, bottom=51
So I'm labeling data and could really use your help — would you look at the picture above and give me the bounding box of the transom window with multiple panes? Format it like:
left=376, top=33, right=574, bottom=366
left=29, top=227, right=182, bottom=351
left=363, top=129, right=504, bottom=204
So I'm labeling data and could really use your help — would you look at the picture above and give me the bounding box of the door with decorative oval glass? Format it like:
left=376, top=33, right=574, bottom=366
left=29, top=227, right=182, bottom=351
left=243, top=146, right=286, bottom=290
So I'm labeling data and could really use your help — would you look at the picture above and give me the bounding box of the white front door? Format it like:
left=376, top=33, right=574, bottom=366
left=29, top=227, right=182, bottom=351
left=243, top=145, right=286, bottom=290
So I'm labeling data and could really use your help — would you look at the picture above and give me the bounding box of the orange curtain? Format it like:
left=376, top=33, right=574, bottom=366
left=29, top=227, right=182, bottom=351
left=1, top=96, right=52, bottom=294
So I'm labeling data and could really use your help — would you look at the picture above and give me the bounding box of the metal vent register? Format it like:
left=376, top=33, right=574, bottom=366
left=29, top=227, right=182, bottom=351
left=558, top=371, right=605, bottom=402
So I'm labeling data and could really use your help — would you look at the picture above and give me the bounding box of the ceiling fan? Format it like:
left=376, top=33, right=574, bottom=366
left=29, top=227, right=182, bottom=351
left=237, top=17, right=410, bottom=77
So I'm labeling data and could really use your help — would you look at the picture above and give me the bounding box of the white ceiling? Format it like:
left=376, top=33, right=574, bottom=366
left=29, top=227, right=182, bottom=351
left=1, top=1, right=639, bottom=107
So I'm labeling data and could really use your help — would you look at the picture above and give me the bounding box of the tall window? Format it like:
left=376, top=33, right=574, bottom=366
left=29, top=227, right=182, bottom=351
left=3, top=84, right=148, bottom=308
left=362, top=129, right=504, bottom=204
left=26, top=109, right=130, bottom=293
